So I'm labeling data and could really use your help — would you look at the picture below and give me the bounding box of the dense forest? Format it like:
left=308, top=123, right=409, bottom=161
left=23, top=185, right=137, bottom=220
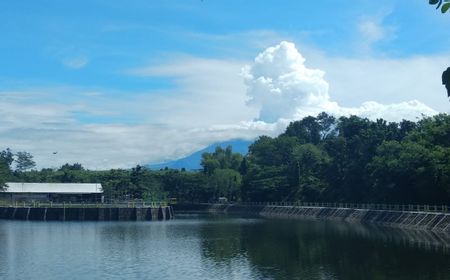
left=1, top=113, right=449, bottom=204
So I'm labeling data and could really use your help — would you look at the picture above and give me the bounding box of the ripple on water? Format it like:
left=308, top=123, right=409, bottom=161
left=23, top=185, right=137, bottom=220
left=0, top=218, right=449, bottom=280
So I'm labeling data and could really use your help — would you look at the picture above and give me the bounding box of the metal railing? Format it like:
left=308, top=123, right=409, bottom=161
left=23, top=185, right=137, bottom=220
left=0, top=201, right=168, bottom=208
left=237, top=201, right=449, bottom=213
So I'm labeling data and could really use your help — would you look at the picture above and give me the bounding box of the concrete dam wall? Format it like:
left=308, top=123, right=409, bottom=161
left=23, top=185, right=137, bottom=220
left=0, top=206, right=174, bottom=221
left=173, top=204, right=450, bottom=233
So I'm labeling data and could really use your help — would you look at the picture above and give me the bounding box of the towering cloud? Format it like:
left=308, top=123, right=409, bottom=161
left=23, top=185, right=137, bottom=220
left=0, top=42, right=440, bottom=169
left=242, top=41, right=437, bottom=123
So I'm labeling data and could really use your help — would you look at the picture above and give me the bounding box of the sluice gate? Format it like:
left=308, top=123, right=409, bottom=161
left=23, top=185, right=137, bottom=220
left=0, top=206, right=174, bottom=221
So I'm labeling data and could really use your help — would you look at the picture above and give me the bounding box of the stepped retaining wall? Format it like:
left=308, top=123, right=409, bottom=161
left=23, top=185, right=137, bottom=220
left=173, top=204, right=450, bottom=233
left=0, top=206, right=174, bottom=221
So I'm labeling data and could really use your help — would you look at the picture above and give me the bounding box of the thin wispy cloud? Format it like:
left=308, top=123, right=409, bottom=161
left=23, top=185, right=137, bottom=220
left=128, top=56, right=257, bottom=127
left=1, top=39, right=445, bottom=169
left=62, top=56, right=89, bottom=69
left=356, top=14, right=396, bottom=54
left=1, top=1, right=448, bottom=170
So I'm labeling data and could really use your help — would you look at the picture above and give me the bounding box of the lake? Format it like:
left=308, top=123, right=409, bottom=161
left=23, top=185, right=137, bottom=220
left=0, top=214, right=449, bottom=280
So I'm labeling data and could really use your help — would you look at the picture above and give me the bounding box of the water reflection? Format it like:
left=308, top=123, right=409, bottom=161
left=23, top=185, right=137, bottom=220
left=0, top=216, right=449, bottom=280
left=198, top=216, right=450, bottom=280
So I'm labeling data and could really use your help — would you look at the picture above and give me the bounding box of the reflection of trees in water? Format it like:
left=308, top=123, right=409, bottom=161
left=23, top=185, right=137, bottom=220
left=241, top=221, right=339, bottom=279
left=200, top=218, right=450, bottom=280
left=199, top=216, right=246, bottom=263
left=332, top=223, right=450, bottom=252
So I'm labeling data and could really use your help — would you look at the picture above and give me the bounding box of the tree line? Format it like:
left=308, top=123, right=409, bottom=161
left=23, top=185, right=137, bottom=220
left=1, top=113, right=449, bottom=204
left=242, top=113, right=450, bottom=204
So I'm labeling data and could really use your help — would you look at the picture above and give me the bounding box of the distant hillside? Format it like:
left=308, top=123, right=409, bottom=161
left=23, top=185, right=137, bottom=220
left=147, top=139, right=252, bottom=170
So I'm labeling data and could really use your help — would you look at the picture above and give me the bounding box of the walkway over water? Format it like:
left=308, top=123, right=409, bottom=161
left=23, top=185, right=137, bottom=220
left=0, top=203, right=174, bottom=221
left=173, top=203, right=450, bottom=233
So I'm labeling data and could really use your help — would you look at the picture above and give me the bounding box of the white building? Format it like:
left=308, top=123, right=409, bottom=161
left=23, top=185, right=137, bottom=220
left=1, top=182, right=103, bottom=202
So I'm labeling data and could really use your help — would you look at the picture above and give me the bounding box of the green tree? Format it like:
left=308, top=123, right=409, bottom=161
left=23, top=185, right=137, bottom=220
left=161, top=169, right=209, bottom=203
left=0, top=148, right=14, bottom=167
left=5, top=113, right=449, bottom=205
left=129, top=165, right=166, bottom=201
left=98, top=169, right=132, bottom=201
left=201, top=152, right=220, bottom=176
left=209, top=169, right=242, bottom=201
left=0, top=148, right=14, bottom=190
left=284, top=116, right=322, bottom=144
left=369, top=141, right=450, bottom=204
left=15, top=151, right=36, bottom=172
left=292, top=144, right=330, bottom=201
left=201, top=145, right=244, bottom=201
left=59, top=163, right=85, bottom=171
left=201, top=145, right=243, bottom=175
left=0, top=160, right=11, bottom=190
left=242, top=164, right=290, bottom=202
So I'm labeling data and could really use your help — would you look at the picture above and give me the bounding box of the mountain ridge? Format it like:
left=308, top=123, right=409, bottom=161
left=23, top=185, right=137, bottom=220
left=147, top=139, right=252, bottom=170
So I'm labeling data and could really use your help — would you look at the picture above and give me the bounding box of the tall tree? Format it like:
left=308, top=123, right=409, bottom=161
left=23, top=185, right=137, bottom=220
left=209, top=169, right=242, bottom=201
left=292, top=144, right=330, bottom=201
left=201, top=145, right=243, bottom=175
left=0, top=148, right=14, bottom=190
left=59, top=163, right=85, bottom=171
left=0, top=148, right=14, bottom=167
left=0, top=160, right=11, bottom=190
left=15, top=151, right=36, bottom=172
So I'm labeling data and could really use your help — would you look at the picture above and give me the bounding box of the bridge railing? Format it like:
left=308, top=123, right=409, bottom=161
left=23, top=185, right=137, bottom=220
left=237, top=201, right=449, bottom=213
left=0, top=201, right=168, bottom=208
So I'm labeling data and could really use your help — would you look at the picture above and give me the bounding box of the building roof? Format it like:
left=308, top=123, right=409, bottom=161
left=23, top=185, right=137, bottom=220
left=4, top=183, right=103, bottom=194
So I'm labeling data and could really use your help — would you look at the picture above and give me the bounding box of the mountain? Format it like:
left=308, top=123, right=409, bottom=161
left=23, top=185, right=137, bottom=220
left=147, top=139, right=252, bottom=170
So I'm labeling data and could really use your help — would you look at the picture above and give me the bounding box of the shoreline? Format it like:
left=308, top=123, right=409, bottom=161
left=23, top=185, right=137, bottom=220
left=172, top=203, right=450, bottom=233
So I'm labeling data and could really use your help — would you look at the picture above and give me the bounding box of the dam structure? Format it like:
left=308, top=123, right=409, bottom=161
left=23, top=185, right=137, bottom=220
left=0, top=182, right=174, bottom=221
left=0, top=204, right=174, bottom=221
left=173, top=203, right=450, bottom=233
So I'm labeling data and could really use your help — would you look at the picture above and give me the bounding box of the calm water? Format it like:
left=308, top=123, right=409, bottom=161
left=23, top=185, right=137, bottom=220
left=0, top=215, right=449, bottom=280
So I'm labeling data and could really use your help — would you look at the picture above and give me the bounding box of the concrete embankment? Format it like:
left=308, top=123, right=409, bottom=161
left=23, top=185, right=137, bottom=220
left=0, top=206, right=174, bottom=221
left=173, top=204, right=450, bottom=233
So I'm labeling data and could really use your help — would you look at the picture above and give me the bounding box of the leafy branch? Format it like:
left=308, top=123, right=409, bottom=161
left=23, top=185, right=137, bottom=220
left=429, top=0, right=450, bottom=13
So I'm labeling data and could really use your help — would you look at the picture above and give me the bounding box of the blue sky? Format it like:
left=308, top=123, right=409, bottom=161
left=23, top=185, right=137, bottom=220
left=2, top=0, right=449, bottom=89
left=0, top=0, right=449, bottom=169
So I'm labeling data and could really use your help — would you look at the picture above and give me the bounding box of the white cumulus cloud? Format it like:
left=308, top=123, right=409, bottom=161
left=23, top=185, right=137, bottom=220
left=0, top=41, right=444, bottom=170
left=242, top=41, right=330, bottom=122
left=242, top=41, right=437, bottom=124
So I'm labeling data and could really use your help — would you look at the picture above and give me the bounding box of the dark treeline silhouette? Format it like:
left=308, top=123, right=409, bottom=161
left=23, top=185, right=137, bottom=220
left=242, top=113, right=450, bottom=204
left=1, top=113, right=449, bottom=204
left=443, top=67, right=450, bottom=98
